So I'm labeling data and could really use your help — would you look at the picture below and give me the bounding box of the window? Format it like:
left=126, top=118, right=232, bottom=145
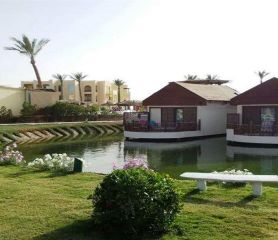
left=96, top=86, right=98, bottom=92
left=175, top=109, right=184, bottom=123
left=84, top=85, right=91, bottom=92
left=261, top=107, right=275, bottom=132
left=84, top=94, right=92, bottom=102
left=96, top=96, right=98, bottom=102
left=58, top=85, right=62, bottom=92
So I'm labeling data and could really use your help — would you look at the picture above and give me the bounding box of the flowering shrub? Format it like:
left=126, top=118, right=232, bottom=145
left=92, top=168, right=180, bottom=237
left=27, top=153, right=74, bottom=172
left=0, top=143, right=24, bottom=165
left=212, top=169, right=253, bottom=187
left=113, top=157, right=149, bottom=170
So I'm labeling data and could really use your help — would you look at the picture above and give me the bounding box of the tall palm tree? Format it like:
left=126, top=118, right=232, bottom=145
left=4, top=34, right=49, bottom=89
left=114, top=79, right=125, bottom=103
left=70, top=72, right=87, bottom=103
left=206, top=74, right=219, bottom=80
left=255, top=70, right=269, bottom=84
left=52, top=74, right=67, bottom=100
left=184, top=74, right=198, bottom=80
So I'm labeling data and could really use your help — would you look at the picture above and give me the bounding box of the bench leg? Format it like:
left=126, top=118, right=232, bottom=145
left=197, top=180, right=207, bottom=191
left=251, top=182, right=262, bottom=196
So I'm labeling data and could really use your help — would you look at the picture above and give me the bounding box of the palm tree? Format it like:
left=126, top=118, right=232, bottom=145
left=184, top=74, right=198, bottom=80
left=70, top=72, right=87, bottom=103
left=206, top=74, right=219, bottom=80
left=4, top=34, right=49, bottom=89
left=52, top=74, right=67, bottom=100
left=255, top=70, right=269, bottom=84
left=114, top=79, right=125, bottom=103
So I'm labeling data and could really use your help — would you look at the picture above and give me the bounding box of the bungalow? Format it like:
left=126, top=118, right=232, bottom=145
left=227, top=77, right=278, bottom=145
left=124, top=80, right=238, bottom=140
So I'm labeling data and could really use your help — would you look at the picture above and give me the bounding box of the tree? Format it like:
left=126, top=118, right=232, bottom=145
left=255, top=70, right=269, bottom=84
left=206, top=74, right=219, bottom=80
left=5, top=35, right=49, bottom=89
left=52, top=74, right=67, bottom=100
left=70, top=72, right=87, bottom=103
left=114, top=79, right=125, bottom=103
left=184, top=74, right=198, bottom=80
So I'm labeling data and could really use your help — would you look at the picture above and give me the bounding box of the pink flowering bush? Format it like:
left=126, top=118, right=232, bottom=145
left=114, top=157, right=149, bottom=170
left=0, top=143, right=24, bottom=165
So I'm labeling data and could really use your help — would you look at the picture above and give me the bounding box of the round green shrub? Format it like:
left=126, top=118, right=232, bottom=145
left=92, top=168, right=180, bottom=236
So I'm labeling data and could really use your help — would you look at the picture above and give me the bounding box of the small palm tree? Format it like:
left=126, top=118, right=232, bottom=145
left=206, top=74, right=219, bottom=80
left=255, top=70, right=269, bottom=84
left=52, top=74, right=67, bottom=100
left=70, top=72, right=87, bottom=103
left=5, top=34, right=49, bottom=89
left=184, top=74, right=198, bottom=80
left=114, top=79, right=125, bottom=103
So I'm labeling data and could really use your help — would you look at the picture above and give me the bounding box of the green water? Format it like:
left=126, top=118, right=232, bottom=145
left=19, top=136, right=278, bottom=179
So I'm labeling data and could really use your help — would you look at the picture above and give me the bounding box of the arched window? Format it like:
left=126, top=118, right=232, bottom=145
left=84, top=85, right=92, bottom=92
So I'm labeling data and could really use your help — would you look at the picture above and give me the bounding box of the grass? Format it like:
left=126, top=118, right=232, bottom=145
left=0, top=166, right=277, bottom=240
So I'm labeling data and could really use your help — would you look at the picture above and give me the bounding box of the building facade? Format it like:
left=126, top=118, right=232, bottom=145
left=227, top=77, right=278, bottom=145
left=21, top=80, right=130, bottom=105
left=124, top=81, right=237, bottom=140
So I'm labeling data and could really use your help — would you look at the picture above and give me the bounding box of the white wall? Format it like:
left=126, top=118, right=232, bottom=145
left=198, top=103, right=236, bottom=135
left=0, top=86, right=25, bottom=116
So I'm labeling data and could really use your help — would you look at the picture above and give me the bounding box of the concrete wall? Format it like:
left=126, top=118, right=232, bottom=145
left=0, top=86, right=25, bottom=116
left=28, top=91, right=60, bottom=108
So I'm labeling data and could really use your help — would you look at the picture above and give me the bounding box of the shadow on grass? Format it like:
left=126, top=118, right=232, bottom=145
left=33, top=219, right=120, bottom=240
left=183, top=189, right=258, bottom=209
left=33, top=219, right=163, bottom=240
left=6, top=168, right=46, bottom=178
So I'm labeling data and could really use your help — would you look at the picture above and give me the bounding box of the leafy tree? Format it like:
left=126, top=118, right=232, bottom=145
left=255, top=70, right=269, bottom=84
left=5, top=35, right=49, bottom=89
left=70, top=72, right=87, bottom=102
left=184, top=74, right=198, bottom=80
left=52, top=74, right=67, bottom=100
left=113, top=79, right=125, bottom=103
left=206, top=74, right=219, bottom=80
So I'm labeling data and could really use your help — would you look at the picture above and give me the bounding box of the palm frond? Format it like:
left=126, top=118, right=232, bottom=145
left=114, top=78, right=125, bottom=86
left=70, top=72, right=88, bottom=81
left=33, top=38, right=50, bottom=55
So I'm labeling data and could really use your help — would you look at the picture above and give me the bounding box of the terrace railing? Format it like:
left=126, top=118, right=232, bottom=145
left=227, top=123, right=278, bottom=136
left=124, top=121, right=200, bottom=132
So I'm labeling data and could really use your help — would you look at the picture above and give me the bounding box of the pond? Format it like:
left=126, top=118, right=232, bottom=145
left=19, top=135, right=278, bottom=179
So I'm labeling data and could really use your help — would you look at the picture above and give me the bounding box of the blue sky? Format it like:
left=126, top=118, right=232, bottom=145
left=1, top=0, right=278, bottom=99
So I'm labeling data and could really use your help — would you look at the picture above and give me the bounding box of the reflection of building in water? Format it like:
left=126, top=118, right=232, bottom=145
left=124, top=137, right=227, bottom=175
left=226, top=145, right=278, bottom=174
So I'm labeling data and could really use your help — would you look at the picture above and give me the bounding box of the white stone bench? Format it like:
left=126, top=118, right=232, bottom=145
left=180, top=172, right=278, bottom=196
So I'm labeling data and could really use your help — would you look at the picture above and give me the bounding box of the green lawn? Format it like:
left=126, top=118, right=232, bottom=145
left=0, top=166, right=277, bottom=240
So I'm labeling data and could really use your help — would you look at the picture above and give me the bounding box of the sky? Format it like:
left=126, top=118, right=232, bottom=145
left=1, top=0, right=278, bottom=100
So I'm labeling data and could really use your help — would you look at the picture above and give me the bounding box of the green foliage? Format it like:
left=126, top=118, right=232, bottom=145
left=0, top=106, right=12, bottom=122
left=92, top=168, right=180, bottom=237
left=46, top=102, right=100, bottom=117
left=21, top=102, right=37, bottom=116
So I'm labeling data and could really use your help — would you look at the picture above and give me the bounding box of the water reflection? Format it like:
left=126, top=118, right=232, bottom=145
left=19, top=136, right=278, bottom=178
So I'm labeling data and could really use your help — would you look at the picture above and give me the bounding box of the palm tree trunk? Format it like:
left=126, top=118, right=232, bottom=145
left=78, top=81, right=82, bottom=102
left=60, top=80, right=64, bottom=100
left=118, top=86, right=121, bottom=103
left=30, top=56, right=42, bottom=89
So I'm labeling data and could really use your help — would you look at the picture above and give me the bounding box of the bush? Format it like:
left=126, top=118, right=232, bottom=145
left=21, top=102, right=37, bottom=116
left=92, top=168, right=180, bottom=237
left=0, top=106, right=12, bottom=122
left=27, top=153, right=75, bottom=172
left=0, top=143, right=24, bottom=165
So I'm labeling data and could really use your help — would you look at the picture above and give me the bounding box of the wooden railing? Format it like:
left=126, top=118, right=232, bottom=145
left=124, top=121, right=200, bottom=132
left=227, top=124, right=278, bottom=136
